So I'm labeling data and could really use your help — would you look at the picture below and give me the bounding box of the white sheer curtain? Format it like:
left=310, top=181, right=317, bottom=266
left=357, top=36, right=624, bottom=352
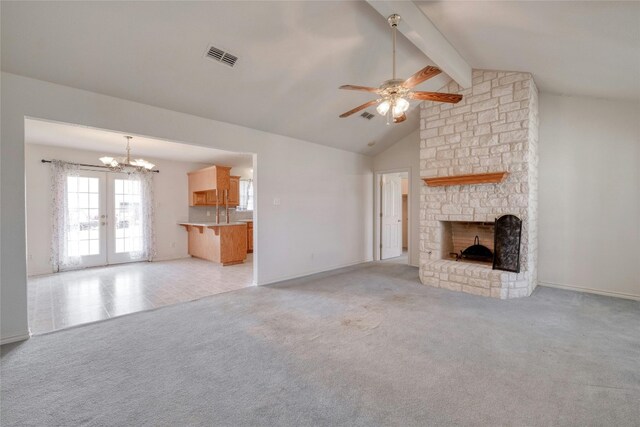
left=239, top=179, right=254, bottom=211
left=50, top=160, right=80, bottom=271
left=127, top=170, right=156, bottom=261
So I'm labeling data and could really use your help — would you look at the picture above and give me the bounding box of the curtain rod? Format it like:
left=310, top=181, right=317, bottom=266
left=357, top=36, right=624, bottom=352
left=41, top=159, right=160, bottom=173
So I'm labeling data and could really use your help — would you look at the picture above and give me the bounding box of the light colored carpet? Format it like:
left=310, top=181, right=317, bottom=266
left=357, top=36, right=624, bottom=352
left=2, top=262, right=639, bottom=426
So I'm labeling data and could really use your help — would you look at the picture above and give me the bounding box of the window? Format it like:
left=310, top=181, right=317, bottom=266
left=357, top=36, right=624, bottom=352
left=238, top=179, right=253, bottom=211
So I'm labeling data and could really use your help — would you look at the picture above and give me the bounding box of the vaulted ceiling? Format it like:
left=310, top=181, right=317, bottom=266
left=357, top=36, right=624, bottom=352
left=1, top=1, right=445, bottom=155
left=416, top=1, right=640, bottom=102
left=2, top=1, right=638, bottom=156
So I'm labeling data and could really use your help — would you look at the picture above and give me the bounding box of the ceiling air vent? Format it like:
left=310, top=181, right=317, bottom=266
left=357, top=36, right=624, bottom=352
left=204, top=45, right=238, bottom=68
left=360, top=112, right=375, bottom=120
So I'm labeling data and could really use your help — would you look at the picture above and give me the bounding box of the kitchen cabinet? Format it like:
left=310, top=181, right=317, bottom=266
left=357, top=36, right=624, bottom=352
left=228, top=176, right=240, bottom=206
left=179, top=222, right=248, bottom=266
left=188, top=165, right=240, bottom=207
left=247, top=220, right=253, bottom=253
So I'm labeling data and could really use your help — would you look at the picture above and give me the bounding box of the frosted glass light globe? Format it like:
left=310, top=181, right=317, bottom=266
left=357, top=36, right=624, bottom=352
left=376, top=100, right=390, bottom=115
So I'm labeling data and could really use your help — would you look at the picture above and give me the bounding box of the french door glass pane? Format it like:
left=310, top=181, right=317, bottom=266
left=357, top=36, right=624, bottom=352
left=66, top=176, right=101, bottom=257
left=114, top=179, right=143, bottom=254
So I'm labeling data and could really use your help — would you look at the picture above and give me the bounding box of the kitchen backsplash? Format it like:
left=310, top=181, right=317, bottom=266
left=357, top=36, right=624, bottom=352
left=189, top=207, right=253, bottom=223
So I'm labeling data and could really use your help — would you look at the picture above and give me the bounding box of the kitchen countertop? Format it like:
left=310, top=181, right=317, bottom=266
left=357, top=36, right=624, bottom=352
left=178, top=222, right=247, bottom=227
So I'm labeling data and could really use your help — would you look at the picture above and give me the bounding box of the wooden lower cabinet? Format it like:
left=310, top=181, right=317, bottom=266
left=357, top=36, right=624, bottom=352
left=247, top=221, right=253, bottom=253
left=181, top=223, right=247, bottom=266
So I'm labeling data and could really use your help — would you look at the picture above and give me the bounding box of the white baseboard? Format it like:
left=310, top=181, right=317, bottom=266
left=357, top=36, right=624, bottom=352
left=539, top=281, right=640, bottom=301
left=1, top=331, right=30, bottom=346
left=258, top=258, right=373, bottom=286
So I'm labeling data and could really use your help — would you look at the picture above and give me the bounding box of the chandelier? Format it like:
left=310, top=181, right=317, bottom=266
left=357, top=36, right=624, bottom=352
left=99, top=136, right=155, bottom=171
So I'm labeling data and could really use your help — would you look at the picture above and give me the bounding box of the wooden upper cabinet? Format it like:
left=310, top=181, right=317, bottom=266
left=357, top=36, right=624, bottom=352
left=205, top=190, right=218, bottom=205
left=192, top=192, right=208, bottom=206
left=188, top=165, right=232, bottom=206
left=228, top=176, right=240, bottom=206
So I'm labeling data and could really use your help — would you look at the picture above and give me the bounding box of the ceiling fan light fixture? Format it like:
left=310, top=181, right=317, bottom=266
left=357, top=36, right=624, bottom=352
left=338, top=13, right=462, bottom=122
left=376, top=100, right=391, bottom=115
left=396, top=97, right=410, bottom=112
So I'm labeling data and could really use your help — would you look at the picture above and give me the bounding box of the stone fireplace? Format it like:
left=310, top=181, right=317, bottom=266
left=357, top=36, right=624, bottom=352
left=419, top=70, right=538, bottom=299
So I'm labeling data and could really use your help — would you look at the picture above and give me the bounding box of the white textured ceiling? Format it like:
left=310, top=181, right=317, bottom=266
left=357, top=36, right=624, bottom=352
left=417, top=1, right=640, bottom=101
left=25, top=118, right=254, bottom=167
left=2, top=1, right=449, bottom=155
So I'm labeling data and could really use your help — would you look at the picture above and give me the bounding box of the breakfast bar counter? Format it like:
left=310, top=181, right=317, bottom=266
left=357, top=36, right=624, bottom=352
left=179, top=222, right=248, bottom=266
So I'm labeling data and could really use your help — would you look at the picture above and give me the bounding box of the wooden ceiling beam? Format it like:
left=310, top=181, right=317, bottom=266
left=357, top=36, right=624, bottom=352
left=366, top=0, right=473, bottom=89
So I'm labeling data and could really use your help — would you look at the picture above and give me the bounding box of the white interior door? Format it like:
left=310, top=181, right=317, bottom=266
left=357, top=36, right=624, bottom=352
left=107, top=174, right=144, bottom=264
left=381, top=173, right=403, bottom=259
left=66, top=171, right=107, bottom=268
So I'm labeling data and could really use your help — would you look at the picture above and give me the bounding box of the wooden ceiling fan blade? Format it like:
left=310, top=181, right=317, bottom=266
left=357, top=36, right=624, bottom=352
left=409, top=91, right=463, bottom=104
left=339, top=85, right=380, bottom=93
left=339, top=99, right=380, bottom=118
left=393, top=113, right=407, bottom=123
left=402, top=66, right=442, bottom=89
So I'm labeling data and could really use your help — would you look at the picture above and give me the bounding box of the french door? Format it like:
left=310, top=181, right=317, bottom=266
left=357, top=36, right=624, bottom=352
left=107, top=174, right=144, bottom=264
left=66, top=171, right=107, bottom=268
left=65, top=171, right=144, bottom=269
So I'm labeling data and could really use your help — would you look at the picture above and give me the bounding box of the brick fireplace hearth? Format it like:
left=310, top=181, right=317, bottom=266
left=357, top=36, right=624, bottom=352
left=419, top=70, right=539, bottom=299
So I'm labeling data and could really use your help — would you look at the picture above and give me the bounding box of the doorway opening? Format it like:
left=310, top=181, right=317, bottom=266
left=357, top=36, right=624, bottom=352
left=25, top=118, right=257, bottom=334
left=377, top=171, right=409, bottom=264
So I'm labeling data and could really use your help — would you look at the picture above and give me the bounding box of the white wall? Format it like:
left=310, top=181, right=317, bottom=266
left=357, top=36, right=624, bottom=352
left=230, top=166, right=253, bottom=180
left=539, top=93, right=640, bottom=299
left=24, top=143, right=210, bottom=276
left=1, top=73, right=373, bottom=343
left=373, top=129, right=421, bottom=266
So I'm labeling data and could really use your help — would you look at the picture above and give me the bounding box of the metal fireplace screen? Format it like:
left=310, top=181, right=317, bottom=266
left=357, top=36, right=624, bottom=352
left=492, top=214, right=522, bottom=273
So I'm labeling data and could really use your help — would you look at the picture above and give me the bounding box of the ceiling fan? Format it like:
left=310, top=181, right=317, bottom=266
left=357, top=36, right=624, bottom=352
left=338, top=14, right=463, bottom=124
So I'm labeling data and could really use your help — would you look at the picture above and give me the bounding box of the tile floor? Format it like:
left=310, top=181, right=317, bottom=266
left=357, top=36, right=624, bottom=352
left=27, top=255, right=254, bottom=335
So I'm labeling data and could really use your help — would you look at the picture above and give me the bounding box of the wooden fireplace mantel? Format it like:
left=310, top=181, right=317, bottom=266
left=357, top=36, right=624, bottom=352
left=422, top=172, right=508, bottom=187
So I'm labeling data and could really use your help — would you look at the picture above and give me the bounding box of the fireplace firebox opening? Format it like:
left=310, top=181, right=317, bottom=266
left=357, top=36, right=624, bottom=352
left=441, top=221, right=495, bottom=265
left=440, top=215, right=523, bottom=273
